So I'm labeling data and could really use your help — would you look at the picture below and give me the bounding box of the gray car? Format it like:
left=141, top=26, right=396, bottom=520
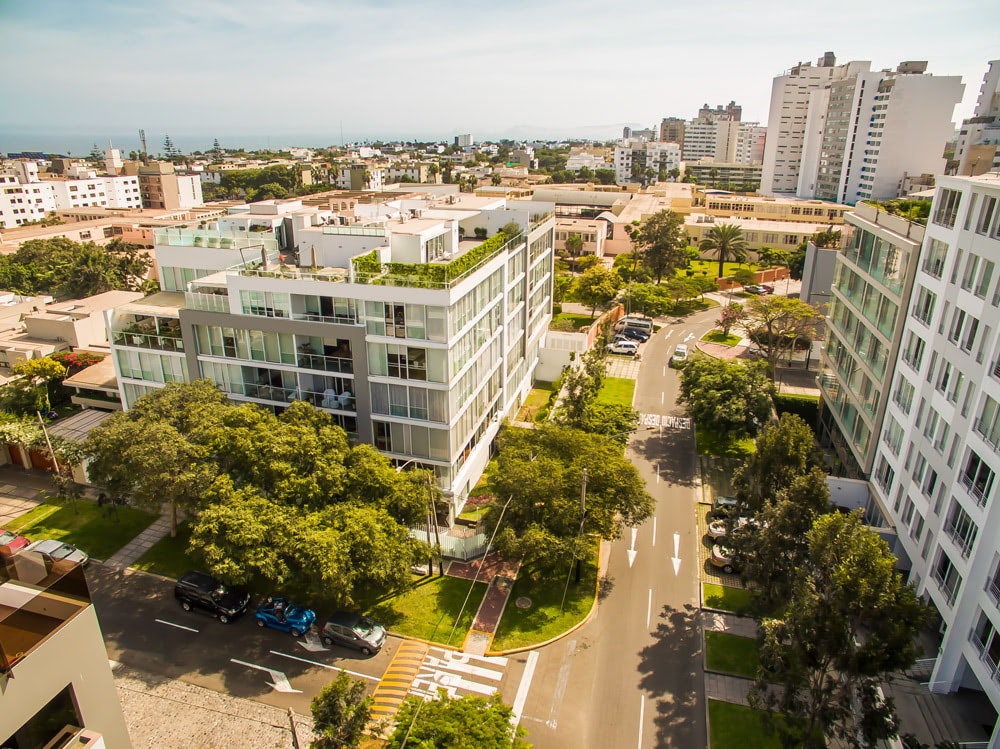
left=22, top=539, right=89, bottom=566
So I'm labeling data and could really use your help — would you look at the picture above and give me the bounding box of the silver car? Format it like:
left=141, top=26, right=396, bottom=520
left=22, top=539, right=90, bottom=566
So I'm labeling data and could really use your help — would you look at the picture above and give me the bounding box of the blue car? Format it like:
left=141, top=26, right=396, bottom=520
left=254, top=597, right=316, bottom=636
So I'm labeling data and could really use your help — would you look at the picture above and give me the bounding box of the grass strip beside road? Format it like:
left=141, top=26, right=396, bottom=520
left=366, top=575, right=488, bottom=647
left=701, top=330, right=741, bottom=346
left=491, top=543, right=598, bottom=651
left=705, top=631, right=760, bottom=678
left=133, top=522, right=200, bottom=580
left=708, top=700, right=786, bottom=749
left=595, top=377, right=636, bottom=407
left=10, top=500, right=156, bottom=561
left=703, top=583, right=752, bottom=613
left=696, top=424, right=755, bottom=458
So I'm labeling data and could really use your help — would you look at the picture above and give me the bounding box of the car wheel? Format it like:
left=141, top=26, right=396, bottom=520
left=321, top=636, right=334, bottom=648
left=360, top=646, right=372, bottom=656
left=219, top=614, right=230, bottom=624
left=723, top=565, right=734, bottom=574
left=291, top=627, right=302, bottom=637
left=181, top=601, right=192, bottom=612
left=256, top=618, right=265, bottom=627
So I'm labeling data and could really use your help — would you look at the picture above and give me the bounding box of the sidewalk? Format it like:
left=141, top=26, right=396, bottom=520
left=705, top=671, right=753, bottom=706
left=451, top=553, right=521, bottom=655
left=701, top=610, right=758, bottom=638
left=104, top=511, right=171, bottom=569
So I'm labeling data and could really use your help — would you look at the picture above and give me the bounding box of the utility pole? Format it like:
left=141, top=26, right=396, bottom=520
left=428, top=474, right=444, bottom=576
left=575, top=467, right=588, bottom=583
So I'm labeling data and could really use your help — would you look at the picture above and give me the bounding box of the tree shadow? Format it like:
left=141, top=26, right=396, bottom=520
left=629, top=429, right=697, bottom=488
left=637, top=602, right=707, bottom=748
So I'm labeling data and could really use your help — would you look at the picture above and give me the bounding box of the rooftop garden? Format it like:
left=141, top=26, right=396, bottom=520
left=866, top=199, right=931, bottom=225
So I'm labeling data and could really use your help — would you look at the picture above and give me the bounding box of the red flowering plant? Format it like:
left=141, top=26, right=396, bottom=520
left=49, top=351, right=106, bottom=376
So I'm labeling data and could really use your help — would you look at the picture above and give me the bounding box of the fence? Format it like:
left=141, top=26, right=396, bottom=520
left=410, top=528, right=488, bottom=561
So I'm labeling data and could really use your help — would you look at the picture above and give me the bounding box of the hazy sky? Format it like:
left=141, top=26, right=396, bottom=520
left=1, top=0, right=998, bottom=150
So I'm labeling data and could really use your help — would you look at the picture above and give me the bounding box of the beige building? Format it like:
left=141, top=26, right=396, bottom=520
left=555, top=217, right=607, bottom=257
left=683, top=160, right=763, bottom=186
left=697, top=189, right=850, bottom=224
left=123, top=160, right=204, bottom=210
left=0, top=553, right=131, bottom=747
left=684, top=214, right=830, bottom=252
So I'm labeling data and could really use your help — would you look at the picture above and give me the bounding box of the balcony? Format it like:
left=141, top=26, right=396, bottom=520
left=985, top=576, right=1000, bottom=606
left=944, top=522, right=976, bottom=559
left=291, top=311, right=357, bottom=326
left=231, top=383, right=356, bottom=412
left=961, top=473, right=991, bottom=507
left=932, top=567, right=961, bottom=607
left=112, top=329, right=184, bottom=353
left=1, top=553, right=91, bottom=673
left=154, top=227, right=278, bottom=253
left=184, top=291, right=229, bottom=313
left=296, top=352, right=354, bottom=375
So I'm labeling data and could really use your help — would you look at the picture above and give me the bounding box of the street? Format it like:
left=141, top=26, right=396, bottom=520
left=518, top=308, right=719, bottom=749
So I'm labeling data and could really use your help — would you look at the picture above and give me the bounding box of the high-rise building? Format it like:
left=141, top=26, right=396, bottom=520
left=955, top=60, right=1000, bottom=177
left=760, top=53, right=871, bottom=196
left=659, top=117, right=686, bottom=149
left=735, top=123, right=766, bottom=164
left=860, top=174, right=1000, bottom=743
left=123, top=160, right=203, bottom=210
left=614, top=141, right=681, bottom=184
left=682, top=118, right=740, bottom=163
left=1, top=552, right=131, bottom=747
left=106, top=196, right=556, bottom=513
left=455, top=134, right=474, bottom=147
left=698, top=101, right=742, bottom=122
left=799, top=62, right=963, bottom=204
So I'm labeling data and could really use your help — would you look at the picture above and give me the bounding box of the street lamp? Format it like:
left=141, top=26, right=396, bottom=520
left=395, top=458, right=445, bottom=576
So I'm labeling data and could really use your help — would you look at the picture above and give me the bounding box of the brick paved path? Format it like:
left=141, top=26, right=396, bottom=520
left=104, top=512, right=171, bottom=569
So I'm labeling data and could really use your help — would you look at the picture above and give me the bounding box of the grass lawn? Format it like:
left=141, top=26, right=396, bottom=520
left=133, top=522, right=200, bottom=580
left=670, top=298, right=719, bottom=316
left=696, top=425, right=756, bottom=458
left=705, top=631, right=760, bottom=677
left=681, top=260, right=758, bottom=279
left=595, top=377, right=636, bottom=407
left=491, top=542, right=598, bottom=651
left=701, top=330, right=741, bottom=346
left=516, top=381, right=557, bottom=423
left=9, top=500, right=156, bottom=562
left=550, top=313, right=594, bottom=331
left=366, top=575, right=488, bottom=647
left=703, top=583, right=753, bottom=613
left=709, top=701, right=786, bottom=749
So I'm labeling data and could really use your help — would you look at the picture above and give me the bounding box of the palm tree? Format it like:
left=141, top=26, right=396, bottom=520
left=699, top=223, right=748, bottom=279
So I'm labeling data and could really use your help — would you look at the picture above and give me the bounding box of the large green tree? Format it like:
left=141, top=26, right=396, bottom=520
left=699, top=223, right=748, bottom=279
left=389, top=692, right=529, bottom=749
left=743, top=296, right=823, bottom=376
left=486, top=425, right=653, bottom=568
left=0, top=237, right=151, bottom=298
left=677, top=358, right=774, bottom=437
left=629, top=210, right=688, bottom=283
left=573, top=265, right=620, bottom=319
left=749, top=512, right=928, bottom=748
left=311, top=672, right=372, bottom=749
left=619, top=282, right=671, bottom=317
left=731, top=413, right=822, bottom=513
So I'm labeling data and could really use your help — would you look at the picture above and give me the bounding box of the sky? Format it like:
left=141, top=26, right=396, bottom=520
left=1, top=0, right=998, bottom=154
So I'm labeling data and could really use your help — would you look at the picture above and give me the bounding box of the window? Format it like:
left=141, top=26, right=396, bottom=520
left=933, top=549, right=962, bottom=605
left=977, top=395, right=1000, bottom=450
left=962, top=450, right=994, bottom=505
left=873, top=455, right=894, bottom=493
left=892, top=374, right=915, bottom=414
left=944, top=500, right=978, bottom=558
left=902, top=332, right=926, bottom=371
left=961, top=316, right=980, bottom=353
left=239, top=290, right=290, bottom=318
left=883, top=416, right=904, bottom=456
left=976, top=260, right=995, bottom=299
left=977, top=195, right=997, bottom=235
left=933, top=188, right=962, bottom=228
left=912, top=286, right=936, bottom=326
left=961, top=254, right=980, bottom=292
left=921, top=238, right=949, bottom=279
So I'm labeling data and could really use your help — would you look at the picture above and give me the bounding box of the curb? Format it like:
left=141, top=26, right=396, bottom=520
left=486, top=538, right=607, bottom=657
left=388, top=632, right=463, bottom=652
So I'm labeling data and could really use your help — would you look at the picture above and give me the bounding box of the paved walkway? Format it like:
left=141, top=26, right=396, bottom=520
left=0, top=466, right=55, bottom=525
left=701, top=610, right=759, bottom=638
left=104, top=511, right=171, bottom=569
left=705, top=672, right=753, bottom=706
left=606, top=355, right=641, bottom=379
left=446, top=552, right=519, bottom=582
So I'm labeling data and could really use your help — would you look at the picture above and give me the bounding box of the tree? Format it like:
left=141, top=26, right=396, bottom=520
left=212, top=138, right=222, bottom=159
left=749, top=512, right=929, bottom=748
left=162, top=134, right=177, bottom=159
left=594, top=168, right=616, bottom=185
left=487, top=425, right=653, bottom=568
left=620, top=282, right=671, bottom=317
left=491, top=173, right=502, bottom=186
left=12, top=358, right=67, bottom=411
left=716, top=302, right=745, bottom=336
left=631, top=210, right=688, bottom=283
left=573, top=265, right=619, bottom=319
left=730, top=267, right=755, bottom=289
left=88, top=143, right=103, bottom=165
left=664, top=277, right=700, bottom=307
left=669, top=167, right=681, bottom=180
left=389, top=692, right=529, bottom=749
left=563, top=234, right=584, bottom=269
left=743, top=296, right=822, bottom=375
left=812, top=229, right=842, bottom=248
left=756, top=246, right=790, bottom=269
left=677, top=357, right=774, bottom=437
left=732, top=413, right=823, bottom=513
left=699, top=223, right=748, bottom=280
left=311, top=672, right=372, bottom=749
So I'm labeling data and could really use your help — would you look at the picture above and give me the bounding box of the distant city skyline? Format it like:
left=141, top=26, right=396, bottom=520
left=1, top=0, right=997, bottom=154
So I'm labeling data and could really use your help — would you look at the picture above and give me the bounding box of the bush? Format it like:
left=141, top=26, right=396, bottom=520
left=773, top=394, right=820, bottom=431
left=474, top=227, right=488, bottom=239
left=552, top=303, right=563, bottom=315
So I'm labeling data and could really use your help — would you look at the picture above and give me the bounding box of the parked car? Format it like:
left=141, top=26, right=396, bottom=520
left=608, top=339, right=639, bottom=355
left=743, top=285, right=765, bottom=295
left=760, top=284, right=775, bottom=294
left=708, top=495, right=740, bottom=519
left=0, top=528, right=30, bottom=557
left=615, top=315, right=653, bottom=335
left=669, top=343, right=688, bottom=366
left=22, top=539, right=89, bottom=566
left=619, top=327, right=649, bottom=342
left=255, top=597, right=316, bottom=636
left=174, top=571, right=251, bottom=624
left=321, top=611, right=387, bottom=655
left=707, top=516, right=752, bottom=540
left=710, top=544, right=738, bottom=574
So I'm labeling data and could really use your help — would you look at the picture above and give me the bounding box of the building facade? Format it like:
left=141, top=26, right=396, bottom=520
left=955, top=60, right=1000, bottom=177
left=123, top=160, right=203, bottom=211
left=106, top=197, right=556, bottom=513
left=613, top=141, right=681, bottom=184
left=735, top=123, right=766, bottom=165
left=859, top=175, right=1000, bottom=746
left=659, top=117, right=686, bottom=149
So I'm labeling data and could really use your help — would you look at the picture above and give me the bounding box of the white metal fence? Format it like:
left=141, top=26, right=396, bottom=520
left=410, top=529, right=488, bottom=561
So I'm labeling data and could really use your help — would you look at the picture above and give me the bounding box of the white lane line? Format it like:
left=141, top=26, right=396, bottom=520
left=155, top=618, right=198, bottom=633
left=545, top=639, right=576, bottom=729
left=646, top=589, right=652, bottom=628
left=269, top=650, right=380, bottom=681
left=638, top=694, right=645, bottom=749
left=511, top=650, right=539, bottom=728
left=662, top=366, right=665, bottom=377
left=661, top=392, right=664, bottom=405
left=665, top=330, right=673, bottom=339
left=652, top=517, right=657, bottom=547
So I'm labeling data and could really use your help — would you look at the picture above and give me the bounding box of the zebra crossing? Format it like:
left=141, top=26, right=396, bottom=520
left=409, top=647, right=508, bottom=700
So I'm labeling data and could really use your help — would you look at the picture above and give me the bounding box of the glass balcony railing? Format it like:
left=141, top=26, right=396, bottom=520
left=227, top=383, right=357, bottom=412
left=112, top=330, right=184, bottom=352
left=298, top=389, right=357, bottom=412
left=291, top=311, right=358, bottom=326
left=184, top=291, right=229, bottom=313
left=154, top=227, right=278, bottom=253
left=296, top=352, right=354, bottom=375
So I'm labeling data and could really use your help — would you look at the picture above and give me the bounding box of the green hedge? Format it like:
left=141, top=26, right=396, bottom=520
left=774, top=394, right=820, bottom=430
left=351, top=232, right=517, bottom=287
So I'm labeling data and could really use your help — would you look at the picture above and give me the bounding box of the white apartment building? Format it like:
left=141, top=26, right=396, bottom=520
left=956, top=60, right=1000, bottom=177
left=565, top=152, right=610, bottom=172
left=761, top=52, right=871, bottom=196
left=682, top=118, right=740, bottom=163
left=106, top=196, right=556, bottom=514
left=613, top=141, right=681, bottom=184
left=863, top=174, right=1000, bottom=745
left=335, top=165, right=386, bottom=191
left=735, top=123, right=766, bottom=164
left=0, top=169, right=57, bottom=229
left=799, top=61, right=963, bottom=204
left=455, top=134, right=474, bottom=147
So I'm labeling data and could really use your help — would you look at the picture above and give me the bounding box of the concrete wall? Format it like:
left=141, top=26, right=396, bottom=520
left=800, top=243, right=838, bottom=313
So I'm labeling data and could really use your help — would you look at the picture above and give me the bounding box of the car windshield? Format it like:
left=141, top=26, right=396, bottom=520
left=354, top=617, right=377, bottom=636
left=50, top=544, right=75, bottom=559
left=0, top=531, right=14, bottom=544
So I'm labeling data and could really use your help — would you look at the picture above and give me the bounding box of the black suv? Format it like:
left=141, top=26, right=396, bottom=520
left=174, top=571, right=250, bottom=624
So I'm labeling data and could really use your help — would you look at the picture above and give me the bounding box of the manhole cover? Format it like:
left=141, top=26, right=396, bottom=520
left=515, top=596, right=532, bottom=609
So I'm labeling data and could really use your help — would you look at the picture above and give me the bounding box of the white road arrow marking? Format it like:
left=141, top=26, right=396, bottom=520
left=684, top=332, right=695, bottom=342
left=627, top=526, right=638, bottom=568
left=298, top=630, right=329, bottom=652
left=665, top=330, right=673, bottom=339
left=671, top=533, right=681, bottom=575
left=230, top=658, right=302, bottom=693
left=270, top=651, right=379, bottom=681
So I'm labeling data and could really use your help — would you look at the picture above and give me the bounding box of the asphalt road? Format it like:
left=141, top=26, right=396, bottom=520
left=85, top=564, right=528, bottom=715
left=519, top=309, right=719, bottom=749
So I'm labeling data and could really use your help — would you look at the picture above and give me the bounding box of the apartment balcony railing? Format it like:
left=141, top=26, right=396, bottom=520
left=961, top=473, right=991, bottom=507
left=290, top=311, right=358, bottom=326
left=297, top=389, right=357, bottom=412
left=112, top=330, right=185, bottom=353
left=231, top=383, right=356, bottom=412
left=238, top=265, right=349, bottom=284
left=933, top=568, right=961, bottom=607
left=985, top=577, right=1000, bottom=606
left=944, top=523, right=977, bottom=559
left=296, top=352, right=354, bottom=375
left=969, top=632, right=1000, bottom=684
left=154, top=227, right=278, bottom=253
left=184, top=291, right=229, bottom=313
left=320, top=225, right=386, bottom=237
